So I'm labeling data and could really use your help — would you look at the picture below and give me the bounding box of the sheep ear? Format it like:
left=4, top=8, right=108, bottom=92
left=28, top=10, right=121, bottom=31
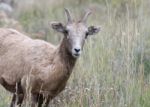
left=51, top=22, right=66, bottom=33
left=87, top=26, right=100, bottom=35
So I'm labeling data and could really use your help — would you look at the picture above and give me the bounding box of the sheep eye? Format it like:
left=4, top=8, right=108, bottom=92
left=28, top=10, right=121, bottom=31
left=64, top=29, right=68, bottom=35
left=85, top=32, right=89, bottom=39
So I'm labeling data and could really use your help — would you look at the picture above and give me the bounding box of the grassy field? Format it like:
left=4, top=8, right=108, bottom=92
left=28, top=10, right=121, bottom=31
left=1, top=0, right=150, bottom=107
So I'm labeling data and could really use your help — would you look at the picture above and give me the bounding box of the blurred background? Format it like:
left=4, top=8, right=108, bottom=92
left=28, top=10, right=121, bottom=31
left=0, top=0, right=150, bottom=107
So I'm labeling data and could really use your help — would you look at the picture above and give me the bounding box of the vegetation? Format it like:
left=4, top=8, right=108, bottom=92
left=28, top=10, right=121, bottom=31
left=0, top=0, right=150, bottom=107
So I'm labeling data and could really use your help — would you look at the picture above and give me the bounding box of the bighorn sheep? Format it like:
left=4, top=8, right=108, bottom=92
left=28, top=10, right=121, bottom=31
left=0, top=9, right=100, bottom=107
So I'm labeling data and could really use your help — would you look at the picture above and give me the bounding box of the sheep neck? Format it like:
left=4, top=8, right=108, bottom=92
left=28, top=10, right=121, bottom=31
left=56, top=37, right=77, bottom=76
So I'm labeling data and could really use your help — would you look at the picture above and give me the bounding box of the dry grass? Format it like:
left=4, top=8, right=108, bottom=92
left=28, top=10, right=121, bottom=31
left=0, top=0, right=150, bottom=107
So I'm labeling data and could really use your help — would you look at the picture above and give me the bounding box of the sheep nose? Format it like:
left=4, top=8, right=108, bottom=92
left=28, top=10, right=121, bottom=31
left=74, top=48, right=80, bottom=53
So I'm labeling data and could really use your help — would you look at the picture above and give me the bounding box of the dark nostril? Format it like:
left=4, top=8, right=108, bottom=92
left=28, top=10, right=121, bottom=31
left=74, top=48, right=80, bottom=53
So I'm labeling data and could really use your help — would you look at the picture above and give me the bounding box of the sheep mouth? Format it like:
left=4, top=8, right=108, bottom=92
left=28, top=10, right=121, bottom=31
left=72, top=53, right=80, bottom=58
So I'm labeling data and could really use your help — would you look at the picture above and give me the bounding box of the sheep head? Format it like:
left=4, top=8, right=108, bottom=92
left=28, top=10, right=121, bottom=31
left=51, top=9, right=100, bottom=58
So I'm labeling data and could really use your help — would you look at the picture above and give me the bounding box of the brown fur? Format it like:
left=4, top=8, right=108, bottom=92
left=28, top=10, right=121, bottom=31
left=0, top=9, right=100, bottom=107
left=0, top=28, right=77, bottom=107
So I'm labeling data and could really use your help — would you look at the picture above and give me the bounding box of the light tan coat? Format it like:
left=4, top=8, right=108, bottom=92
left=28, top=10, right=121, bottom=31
left=0, top=28, right=76, bottom=99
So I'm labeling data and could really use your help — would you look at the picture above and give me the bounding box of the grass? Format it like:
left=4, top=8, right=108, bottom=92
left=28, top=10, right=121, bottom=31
left=0, top=0, right=150, bottom=107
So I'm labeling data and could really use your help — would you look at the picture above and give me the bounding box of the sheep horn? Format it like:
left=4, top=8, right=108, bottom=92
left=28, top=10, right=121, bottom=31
left=64, top=8, right=72, bottom=23
left=82, top=11, right=92, bottom=23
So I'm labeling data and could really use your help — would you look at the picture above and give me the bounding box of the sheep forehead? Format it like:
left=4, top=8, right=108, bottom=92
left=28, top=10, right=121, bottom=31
left=66, top=23, right=88, bottom=36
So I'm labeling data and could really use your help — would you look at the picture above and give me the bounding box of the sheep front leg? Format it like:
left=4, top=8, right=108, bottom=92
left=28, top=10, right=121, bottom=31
left=43, top=96, right=51, bottom=107
left=39, top=95, right=51, bottom=107
left=31, top=93, right=38, bottom=107
left=31, top=93, right=50, bottom=107
left=31, top=93, right=44, bottom=107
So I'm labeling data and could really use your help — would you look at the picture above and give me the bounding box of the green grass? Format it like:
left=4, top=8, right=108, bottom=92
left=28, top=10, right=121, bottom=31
left=0, top=0, right=150, bottom=107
